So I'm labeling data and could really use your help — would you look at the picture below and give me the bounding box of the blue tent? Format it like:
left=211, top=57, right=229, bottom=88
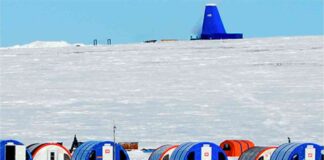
left=170, top=142, right=228, bottom=160
left=270, top=143, right=323, bottom=160
left=71, top=141, right=129, bottom=160
left=0, top=139, right=32, bottom=160
left=200, top=4, right=243, bottom=40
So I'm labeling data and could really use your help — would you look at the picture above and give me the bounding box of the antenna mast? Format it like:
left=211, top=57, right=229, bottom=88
left=113, top=121, right=117, bottom=160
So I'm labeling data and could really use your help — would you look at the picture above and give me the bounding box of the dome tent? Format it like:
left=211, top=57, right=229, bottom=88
left=270, top=143, right=323, bottom=160
left=170, top=142, right=227, bottom=160
left=71, top=141, right=129, bottom=160
left=238, top=146, right=277, bottom=160
left=28, top=143, right=71, bottom=160
left=0, top=139, right=32, bottom=160
left=220, top=140, right=254, bottom=158
left=149, top=145, right=179, bottom=160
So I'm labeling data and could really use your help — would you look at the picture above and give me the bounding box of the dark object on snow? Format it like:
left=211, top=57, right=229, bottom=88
left=107, top=39, right=112, bottom=45
left=144, top=40, right=157, bottom=43
left=70, top=135, right=83, bottom=153
left=141, top=148, right=156, bottom=153
left=190, top=35, right=200, bottom=40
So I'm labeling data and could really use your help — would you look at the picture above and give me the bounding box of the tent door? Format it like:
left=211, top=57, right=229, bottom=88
left=201, top=144, right=212, bottom=160
left=5, top=145, right=15, bottom=160
left=162, top=155, right=170, bottom=160
left=58, top=152, right=65, bottom=160
left=48, top=150, right=58, bottom=160
left=102, top=144, right=113, bottom=160
left=305, top=145, right=315, bottom=160
left=258, top=157, right=264, bottom=160
left=15, top=145, right=26, bottom=160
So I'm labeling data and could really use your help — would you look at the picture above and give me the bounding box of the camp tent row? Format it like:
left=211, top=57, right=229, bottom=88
left=1, top=139, right=324, bottom=160
left=0, top=140, right=129, bottom=160
left=149, top=140, right=324, bottom=160
left=149, top=142, right=228, bottom=160
left=218, top=140, right=324, bottom=160
left=237, top=143, right=324, bottom=160
left=149, top=140, right=254, bottom=160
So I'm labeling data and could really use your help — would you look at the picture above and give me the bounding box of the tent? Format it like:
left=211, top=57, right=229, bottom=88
left=220, top=140, right=254, bottom=158
left=149, top=145, right=179, bottom=160
left=238, top=146, right=277, bottom=160
left=71, top=141, right=129, bottom=160
left=0, top=139, right=32, bottom=160
left=28, top=143, right=71, bottom=160
left=170, top=142, right=227, bottom=160
left=270, top=143, right=323, bottom=160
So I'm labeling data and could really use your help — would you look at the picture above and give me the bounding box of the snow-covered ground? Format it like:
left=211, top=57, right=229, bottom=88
left=0, top=36, right=323, bottom=158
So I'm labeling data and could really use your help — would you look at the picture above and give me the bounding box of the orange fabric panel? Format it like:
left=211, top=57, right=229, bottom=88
left=220, top=140, right=239, bottom=157
left=239, top=141, right=249, bottom=154
left=220, top=140, right=233, bottom=156
left=242, top=140, right=255, bottom=148
left=220, top=140, right=255, bottom=157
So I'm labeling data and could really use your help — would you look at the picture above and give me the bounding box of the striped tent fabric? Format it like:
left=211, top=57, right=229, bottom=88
left=149, top=145, right=173, bottom=160
left=238, top=147, right=266, bottom=160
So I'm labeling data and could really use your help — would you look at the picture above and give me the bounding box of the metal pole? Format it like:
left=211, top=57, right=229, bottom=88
left=113, top=121, right=116, bottom=160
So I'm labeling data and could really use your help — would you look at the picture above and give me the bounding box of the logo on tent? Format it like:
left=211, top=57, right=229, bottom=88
left=105, top=149, right=110, bottom=154
left=308, top=153, right=313, bottom=157
left=204, top=152, right=209, bottom=157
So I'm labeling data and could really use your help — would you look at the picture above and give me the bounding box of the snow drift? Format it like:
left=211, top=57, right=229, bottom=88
left=7, top=41, right=85, bottom=49
left=0, top=36, right=323, bottom=154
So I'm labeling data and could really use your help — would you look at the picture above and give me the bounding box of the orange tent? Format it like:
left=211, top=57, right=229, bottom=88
left=220, top=140, right=254, bottom=157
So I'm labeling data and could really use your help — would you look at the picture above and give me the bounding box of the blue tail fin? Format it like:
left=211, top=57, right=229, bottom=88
left=201, top=4, right=226, bottom=35
left=200, top=4, right=243, bottom=40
